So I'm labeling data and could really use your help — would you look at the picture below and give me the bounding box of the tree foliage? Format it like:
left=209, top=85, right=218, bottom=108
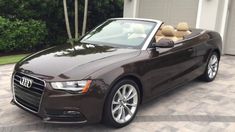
left=0, top=0, right=123, bottom=52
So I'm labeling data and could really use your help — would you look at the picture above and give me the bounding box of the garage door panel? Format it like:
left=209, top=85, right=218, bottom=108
left=138, top=0, right=199, bottom=27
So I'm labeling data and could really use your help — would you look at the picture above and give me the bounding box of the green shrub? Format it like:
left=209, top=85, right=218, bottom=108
left=0, top=16, right=47, bottom=52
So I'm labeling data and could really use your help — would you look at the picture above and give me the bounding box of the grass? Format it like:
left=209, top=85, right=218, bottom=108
left=0, top=54, right=29, bottom=65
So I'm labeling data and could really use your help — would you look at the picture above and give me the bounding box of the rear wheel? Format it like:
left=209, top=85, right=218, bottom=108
left=200, top=52, right=219, bottom=82
left=103, top=79, right=140, bottom=128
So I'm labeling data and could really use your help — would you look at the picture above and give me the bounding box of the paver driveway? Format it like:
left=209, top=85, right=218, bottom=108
left=0, top=56, right=235, bottom=132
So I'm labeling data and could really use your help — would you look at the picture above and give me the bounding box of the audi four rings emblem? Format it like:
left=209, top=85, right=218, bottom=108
left=19, top=77, right=33, bottom=88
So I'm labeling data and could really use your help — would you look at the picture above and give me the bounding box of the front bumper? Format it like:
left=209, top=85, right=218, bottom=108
left=12, top=73, right=108, bottom=124
left=12, top=98, right=87, bottom=124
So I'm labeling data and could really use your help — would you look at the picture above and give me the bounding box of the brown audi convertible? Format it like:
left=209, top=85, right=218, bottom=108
left=11, top=18, right=222, bottom=127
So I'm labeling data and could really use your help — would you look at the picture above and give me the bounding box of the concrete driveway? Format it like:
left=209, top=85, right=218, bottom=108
left=1, top=56, right=235, bottom=132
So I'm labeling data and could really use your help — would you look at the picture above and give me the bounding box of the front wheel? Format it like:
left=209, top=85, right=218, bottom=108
left=200, top=52, right=219, bottom=82
left=103, top=79, right=140, bottom=128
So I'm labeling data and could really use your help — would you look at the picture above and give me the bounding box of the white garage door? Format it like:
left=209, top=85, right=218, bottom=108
left=225, top=0, right=235, bottom=55
left=138, top=0, right=199, bottom=27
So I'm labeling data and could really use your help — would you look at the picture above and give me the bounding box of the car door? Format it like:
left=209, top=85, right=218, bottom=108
left=143, top=40, right=199, bottom=97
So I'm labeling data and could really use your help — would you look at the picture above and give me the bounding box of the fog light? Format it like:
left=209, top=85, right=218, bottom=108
left=64, top=111, right=81, bottom=115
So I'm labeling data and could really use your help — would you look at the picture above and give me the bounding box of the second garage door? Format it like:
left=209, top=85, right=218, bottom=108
left=138, top=0, right=199, bottom=27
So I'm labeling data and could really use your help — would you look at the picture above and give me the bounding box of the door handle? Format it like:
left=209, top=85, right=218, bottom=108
left=188, top=48, right=193, bottom=52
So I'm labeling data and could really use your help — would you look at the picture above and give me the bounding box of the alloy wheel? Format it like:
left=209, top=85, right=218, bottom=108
left=111, top=84, right=138, bottom=124
left=208, top=54, right=218, bottom=79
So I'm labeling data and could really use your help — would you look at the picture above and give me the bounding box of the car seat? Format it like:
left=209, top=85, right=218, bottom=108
left=175, top=22, right=191, bottom=38
left=128, top=24, right=147, bottom=39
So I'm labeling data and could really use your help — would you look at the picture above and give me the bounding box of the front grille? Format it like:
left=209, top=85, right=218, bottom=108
left=13, top=72, right=45, bottom=113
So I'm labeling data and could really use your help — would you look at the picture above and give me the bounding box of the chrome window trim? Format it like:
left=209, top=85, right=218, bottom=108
left=12, top=72, right=46, bottom=113
left=108, top=18, right=162, bottom=23
left=141, top=20, right=163, bottom=50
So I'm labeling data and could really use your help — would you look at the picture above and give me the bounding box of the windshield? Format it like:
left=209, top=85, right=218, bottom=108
left=81, top=19, right=156, bottom=49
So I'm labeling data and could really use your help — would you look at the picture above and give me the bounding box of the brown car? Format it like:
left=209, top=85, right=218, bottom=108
left=11, top=18, right=222, bottom=128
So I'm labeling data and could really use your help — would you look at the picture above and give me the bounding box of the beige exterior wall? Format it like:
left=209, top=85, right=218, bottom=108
left=138, top=0, right=199, bottom=27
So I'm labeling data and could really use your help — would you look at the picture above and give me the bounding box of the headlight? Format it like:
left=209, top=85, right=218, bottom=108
left=51, top=80, right=92, bottom=93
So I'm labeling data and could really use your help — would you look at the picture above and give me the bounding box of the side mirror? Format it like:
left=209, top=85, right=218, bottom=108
left=153, top=38, right=174, bottom=48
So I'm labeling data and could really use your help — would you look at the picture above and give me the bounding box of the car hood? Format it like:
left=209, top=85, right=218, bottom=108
left=15, top=43, right=140, bottom=81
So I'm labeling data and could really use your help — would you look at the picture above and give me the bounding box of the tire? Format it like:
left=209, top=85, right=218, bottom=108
left=103, top=79, right=140, bottom=128
left=200, top=52, right=219, bottom=82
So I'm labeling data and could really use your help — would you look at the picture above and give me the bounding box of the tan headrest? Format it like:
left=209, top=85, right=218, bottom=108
left=176, top=22, right=189, bottom=31
left=162, top=25, right=175, bottom=37
left=132, top=24, right=145, bottom=34
left=159, top=24, right=165, bottom=30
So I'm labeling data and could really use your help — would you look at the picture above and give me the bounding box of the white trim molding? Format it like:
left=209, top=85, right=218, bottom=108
left=133, top=0, right=138, bottom=18
left=220, top=0, right=230, bottom=40
left=221, top=0, right=230, bottom=54
left=196, top=0, right=203, bottom=28
left=123, top=0, right=139, bottom=18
